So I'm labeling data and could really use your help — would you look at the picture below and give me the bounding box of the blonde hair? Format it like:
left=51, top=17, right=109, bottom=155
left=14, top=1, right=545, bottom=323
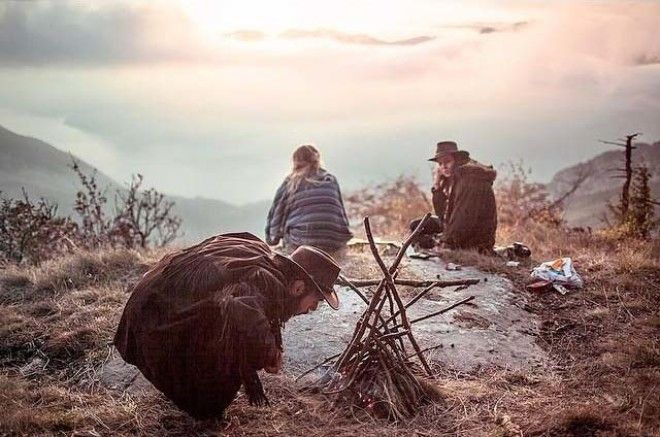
left=287, top=145, right=321, bottom=193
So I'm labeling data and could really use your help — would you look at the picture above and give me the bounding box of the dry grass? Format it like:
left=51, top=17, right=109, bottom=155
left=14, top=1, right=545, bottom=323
left=0, top=248, right=161, bottom=373
left=440, top=221, right=660, bottom=436
left=1, top=223, right=659, bottom=435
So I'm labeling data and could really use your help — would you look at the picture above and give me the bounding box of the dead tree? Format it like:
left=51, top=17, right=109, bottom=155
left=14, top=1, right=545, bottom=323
left=302, top=214, right=478, bottom=421
left=600, top=133, right=641, bottom=221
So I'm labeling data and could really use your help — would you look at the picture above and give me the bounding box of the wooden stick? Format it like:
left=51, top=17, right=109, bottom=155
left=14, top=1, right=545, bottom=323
left=378, top=278, right=479, bottom=328
left=405, top=282, right=443, bottom=308
left=338, top=278, right=436, bottom=287
left=337, top=274, right=371, bottom=305
left=370, top=329, right=419, bottom=388
left=382, top=271, right=407, bottom=352
left=333, top=213, right=431, bottom=372
left=335, top=278, right=390, bottom=375
left=377, top=282, right=439, bottom=328
left=405, top=295, right=475, bottom=326
left=296, top=353, right=340, bottom=382
left=363, top=321, right=408, bottom=364
left=364, top=216, right=434, bottom=376
left=338, top=273, right=394, bottom=332
left=338, top=278, right=479, bottom=288
left=383, top=212, right=431, bottom=277
left=407, top=279, right=479, bottom=307
left=334, top=279, right=387, bottom=371
left=403, top=344, right=445, bottom=361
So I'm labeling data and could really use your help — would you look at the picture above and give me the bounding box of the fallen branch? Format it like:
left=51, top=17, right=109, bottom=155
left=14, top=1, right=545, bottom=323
left=409, top=295, right=475, bottom=325
left=337, top=278, right=479, bottom=288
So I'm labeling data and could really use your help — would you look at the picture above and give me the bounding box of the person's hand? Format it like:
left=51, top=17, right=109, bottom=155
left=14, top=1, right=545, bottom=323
left=264, top=350, right=282, bottom=374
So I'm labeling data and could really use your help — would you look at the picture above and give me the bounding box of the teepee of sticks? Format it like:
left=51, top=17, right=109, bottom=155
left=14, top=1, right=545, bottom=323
left=302, top=214, right=478, bottom=421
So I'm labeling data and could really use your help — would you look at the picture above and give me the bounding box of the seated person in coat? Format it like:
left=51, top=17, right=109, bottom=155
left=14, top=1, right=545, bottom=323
left=114, top=232, right=342, bottom=419
left=266, top=144, right=353, bottom=254
left=410, top=141, right=497, bottom=252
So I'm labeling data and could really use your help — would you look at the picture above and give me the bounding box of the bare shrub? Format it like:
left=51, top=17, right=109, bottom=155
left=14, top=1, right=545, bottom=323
left=71, top=162, right=182, bottom=249
left=71, top=162, right=113, bottom=247
left=113, top=174, right=182, bottom=248
left=0, top=161, right=182, bottom=266
left=0, top=190, right=78, bottom=265
left=495, top=161, right=563, bottom=228
left=345, top=175, right=431, bottom=239
left=344, top=164, right=574, bottom=243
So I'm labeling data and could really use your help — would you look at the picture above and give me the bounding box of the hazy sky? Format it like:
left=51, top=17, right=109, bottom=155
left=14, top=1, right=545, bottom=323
left=1, top=0, right=659, bottom=204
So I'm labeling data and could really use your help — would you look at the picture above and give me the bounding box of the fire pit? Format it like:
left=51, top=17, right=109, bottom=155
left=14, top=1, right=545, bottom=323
left=300, top=214, right=478, bottom=421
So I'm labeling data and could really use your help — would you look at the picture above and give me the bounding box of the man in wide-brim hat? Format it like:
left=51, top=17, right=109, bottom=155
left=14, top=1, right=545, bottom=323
left=410, top=140, right=497, bottom=251
left=114, top=232, right=341, bottom=419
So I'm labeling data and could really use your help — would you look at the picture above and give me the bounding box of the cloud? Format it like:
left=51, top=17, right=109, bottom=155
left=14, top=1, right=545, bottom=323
left=2, top=0, right=658, bottom=71
left=635, top=55, right=660, bottom=66
left=0, top=1, right=205, bottom=66
left=533, top=2, right=660, bottom=69
left=1, top=0, right=659, bottom=204
left=223, top=24, right=525, bottom=47
left=225, top=30, right=266, bottom=42
left=479, top=21, right=528, bottom=34
left=442, top=21, right=529, bottom=35
left=0, top=1, right=437, bottom=69
left=279, top=28, right=435, bottom=46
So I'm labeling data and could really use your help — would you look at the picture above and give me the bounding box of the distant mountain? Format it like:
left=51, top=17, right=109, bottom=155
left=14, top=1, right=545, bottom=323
left=0, top=124, right=270, bottom=242
left=547, top=141, right=660, bottom=227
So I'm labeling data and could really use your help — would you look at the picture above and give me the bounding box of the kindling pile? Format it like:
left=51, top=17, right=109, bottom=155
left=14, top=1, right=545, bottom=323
left=303, top=214, right=479, bottom=421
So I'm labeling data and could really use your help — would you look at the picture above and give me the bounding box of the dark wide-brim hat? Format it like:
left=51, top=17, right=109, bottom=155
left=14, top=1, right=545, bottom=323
left=278, top=246, right=341, bottom=309
left=428, top=140, right=470, bottom=162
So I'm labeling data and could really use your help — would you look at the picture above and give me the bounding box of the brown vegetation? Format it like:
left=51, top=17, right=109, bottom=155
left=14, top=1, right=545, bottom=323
left=1, top=167, right=658, bottom=436
left=342, top=169, right=659, bottom=435
left=2, top=223, right=657, bottom=436
left=345, top=175, right=431, bottom=239
left=0, top=162, right=182, bottom=266
left=0, top=190, right=78, bottom=265
left=72, top=163, right=182, bottom=250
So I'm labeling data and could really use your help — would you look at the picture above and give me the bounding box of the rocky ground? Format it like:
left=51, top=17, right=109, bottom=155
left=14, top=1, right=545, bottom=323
left=101, top=251, right=547, bottom=396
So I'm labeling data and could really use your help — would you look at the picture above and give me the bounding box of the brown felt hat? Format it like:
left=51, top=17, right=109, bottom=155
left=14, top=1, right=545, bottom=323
left=428, top=140, right=470, bottom=162
left=281, top=246, right=341, bottom=310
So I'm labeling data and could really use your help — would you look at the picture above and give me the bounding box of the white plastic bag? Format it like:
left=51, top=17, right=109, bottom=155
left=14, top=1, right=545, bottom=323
left=531, top=257, right=584, bottom=292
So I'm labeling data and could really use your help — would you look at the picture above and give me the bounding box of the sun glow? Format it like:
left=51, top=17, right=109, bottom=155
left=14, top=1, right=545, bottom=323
left=180, top=1, right=338, bottom=36
left=177, top=0, right=478, bottom=41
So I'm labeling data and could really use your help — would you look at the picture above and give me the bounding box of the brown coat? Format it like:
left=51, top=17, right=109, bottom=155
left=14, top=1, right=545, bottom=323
left=114, top=232, right=293, bottom=418
left=432, top=161, right=497, bottom=250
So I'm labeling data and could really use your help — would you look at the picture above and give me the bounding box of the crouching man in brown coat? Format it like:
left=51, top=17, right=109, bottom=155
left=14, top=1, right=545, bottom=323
left=411, top=141, right=497, bottom=252
left=114, top=232, right=341, bottom=419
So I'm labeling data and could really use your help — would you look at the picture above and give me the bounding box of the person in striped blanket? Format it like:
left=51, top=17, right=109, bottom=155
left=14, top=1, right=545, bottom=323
left=266, top=144, right=353, bottom=254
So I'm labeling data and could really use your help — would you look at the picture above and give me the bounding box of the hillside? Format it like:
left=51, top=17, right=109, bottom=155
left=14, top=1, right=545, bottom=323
left=547, top=141, right=660, bottom=227
left=0, top=125, right=118, bottom=212
left=5, top=122, right=660, bottom=235
left=1, top=227, right=659, bottom=435
left=0, top=125, right=269, bottom=242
